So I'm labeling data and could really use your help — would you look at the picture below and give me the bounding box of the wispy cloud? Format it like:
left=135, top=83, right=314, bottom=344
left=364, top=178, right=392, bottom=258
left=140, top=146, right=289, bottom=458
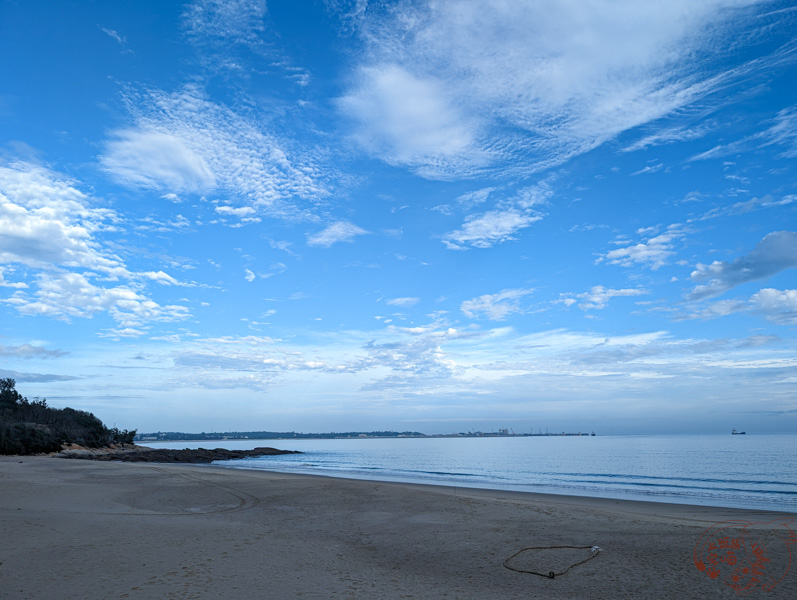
left=693, top=194, right=797, bottom=221
left=622, top=122, right=716, bottom=152
left=461, top=288, right=533, bottom=321
left=631, top=162, right=665, bottom=176
left=0, top=343, right=67, bottom=359
left=100, top=27, right=134, bottom=54
left=0, top=369, right=79, bottom=383
left=386, top=297, right=419, bottom=307
left=761, top=105, right=797, bottom=158
left=100, top=85, right=328, bottom=221
left=182, top=0, right=266, bottom=47
left=181, top=0, right=310, bottom=84
left=688, top=231, right=797, bottom=300
left=689, top=104, right=797, bottom=162
left=455, top=187, right=495, bottom=208
left=339, top=0, right=788, bottom=178
left=307, top=221, right=368, bottom=247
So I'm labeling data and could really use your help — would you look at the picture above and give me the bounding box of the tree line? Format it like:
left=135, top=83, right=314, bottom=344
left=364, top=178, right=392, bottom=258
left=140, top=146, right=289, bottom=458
left=0, top=378, right=135, bottom=455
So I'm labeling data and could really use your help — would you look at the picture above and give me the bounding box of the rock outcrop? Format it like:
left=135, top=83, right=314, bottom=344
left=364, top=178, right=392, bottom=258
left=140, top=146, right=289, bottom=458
left=57, top=445, right=300, bottom=463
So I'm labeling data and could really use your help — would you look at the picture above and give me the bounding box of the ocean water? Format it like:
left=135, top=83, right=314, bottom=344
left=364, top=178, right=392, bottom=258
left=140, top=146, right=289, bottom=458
left=144, top=434, right=797, bottom=511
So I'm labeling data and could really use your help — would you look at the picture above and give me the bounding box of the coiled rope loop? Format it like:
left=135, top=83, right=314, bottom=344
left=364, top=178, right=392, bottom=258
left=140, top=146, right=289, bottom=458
left=503, top=545, right=602, bottom=578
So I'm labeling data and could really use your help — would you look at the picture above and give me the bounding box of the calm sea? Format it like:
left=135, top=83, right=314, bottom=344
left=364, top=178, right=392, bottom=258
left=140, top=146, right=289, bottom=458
left=145, top=434, right=797, bottom=512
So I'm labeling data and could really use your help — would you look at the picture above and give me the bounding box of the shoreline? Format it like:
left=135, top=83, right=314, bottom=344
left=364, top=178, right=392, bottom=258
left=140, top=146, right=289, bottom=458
left=2, top=456, right=795, bottom=598
left=213, top=461, right=796, bottom=514
left=139, top=433, right=797, bottom=514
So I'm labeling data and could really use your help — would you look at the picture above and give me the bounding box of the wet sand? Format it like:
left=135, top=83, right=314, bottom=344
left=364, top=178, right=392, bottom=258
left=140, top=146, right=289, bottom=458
left=1, top=456, right=794, bottom=599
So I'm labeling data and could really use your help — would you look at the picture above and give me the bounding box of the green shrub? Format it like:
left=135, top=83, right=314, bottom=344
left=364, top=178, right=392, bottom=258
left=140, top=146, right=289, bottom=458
left=0, top=379, right=136, bottom=455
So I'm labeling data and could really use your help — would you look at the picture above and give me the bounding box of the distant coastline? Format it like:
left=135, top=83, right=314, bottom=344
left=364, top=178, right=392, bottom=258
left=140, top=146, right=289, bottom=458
left=135, top=429, right=595, bottom=443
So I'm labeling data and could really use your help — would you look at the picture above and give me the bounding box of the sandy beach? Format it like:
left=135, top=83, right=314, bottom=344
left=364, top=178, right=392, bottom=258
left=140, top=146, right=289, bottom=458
left=1, top=456, right=794, bottom=599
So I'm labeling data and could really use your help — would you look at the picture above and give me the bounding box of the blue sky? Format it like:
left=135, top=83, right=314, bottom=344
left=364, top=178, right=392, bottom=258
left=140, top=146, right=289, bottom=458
left=1, top=0, right=796, bottom=435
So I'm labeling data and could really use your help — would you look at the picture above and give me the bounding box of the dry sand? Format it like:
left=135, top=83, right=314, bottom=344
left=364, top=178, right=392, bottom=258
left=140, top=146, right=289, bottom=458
left=1, top=456, right=795, bottom=599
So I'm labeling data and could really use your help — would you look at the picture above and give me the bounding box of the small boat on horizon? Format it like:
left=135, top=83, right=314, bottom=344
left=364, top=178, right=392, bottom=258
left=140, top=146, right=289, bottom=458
left=732, top=428, right=746, bottom=435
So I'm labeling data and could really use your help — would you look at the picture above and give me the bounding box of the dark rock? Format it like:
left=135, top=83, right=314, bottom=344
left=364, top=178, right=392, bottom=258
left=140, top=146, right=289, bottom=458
left=57, top=446, right=300, bottom=463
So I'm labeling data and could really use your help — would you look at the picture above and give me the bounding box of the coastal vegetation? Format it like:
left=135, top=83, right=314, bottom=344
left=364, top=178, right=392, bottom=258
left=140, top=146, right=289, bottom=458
left=0, top=379, right=135, bottom=455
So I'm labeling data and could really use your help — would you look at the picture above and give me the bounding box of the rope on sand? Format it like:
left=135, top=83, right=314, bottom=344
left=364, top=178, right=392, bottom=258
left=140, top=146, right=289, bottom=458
left=503, top=545, right=602, bottom=578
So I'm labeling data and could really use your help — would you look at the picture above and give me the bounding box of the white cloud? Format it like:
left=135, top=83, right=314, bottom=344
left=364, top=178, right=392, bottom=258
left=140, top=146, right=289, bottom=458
left=244, top=269, right=255, bottom=282
left=102, top=130, right=216, bottom=194
left=100, top=86, right=327, bottom=219
left=561, top=286, right=648, bottom=310
left=3, top=271, right=188, bottom=326
left=689, top=231, right=797, bottom=300
left=0, top=161, right=188, bottom=327
left=599, top=225, right=684, bottom=270
left=341, top=0, right=781, bottom=178
left=461, top=288, right=533, bottom=321
left=443, top=208, right=541, bottom=250
left=0, top=161, right=125, bottom=275
left=679, top=288, right=797, bottom=325
left=443, top=183, right=551, bottom=249
left=215, top=205, right=257, bottom=217
left=140, top=271, right=181, bottom=286
left=338, top=66, right=485, bottom=178
left=386, top=297, right=419, bottom=307
left=0, top=267, right=27, bottom=289
left=750, top=288, right=797, bottom=324
left=160, top=325, right=471, bottom=394
left=307, top=221, right=368, bottom=247
left=358, top=327, right=467, bottom=390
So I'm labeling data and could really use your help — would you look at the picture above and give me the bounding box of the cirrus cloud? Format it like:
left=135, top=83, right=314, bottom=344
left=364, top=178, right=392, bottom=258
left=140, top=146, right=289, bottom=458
left=100, top=85, right=328, bottom=221
left=340, top=0, right=785, bottom=178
